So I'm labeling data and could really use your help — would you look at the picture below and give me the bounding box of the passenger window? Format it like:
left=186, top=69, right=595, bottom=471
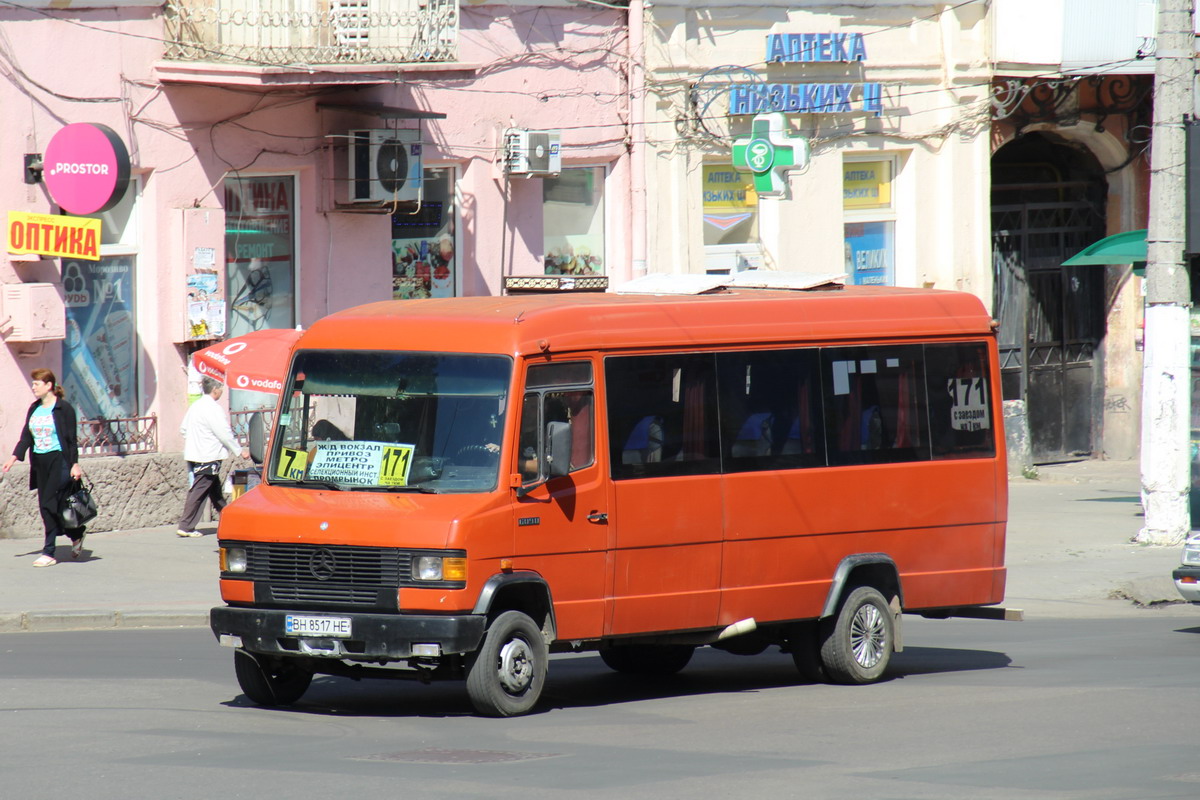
left=925, top=342, right=996, bottom=460
left=518, top=362, right=595, bottom=483
left=606, top=354, right=720, bottom=480
left=717, top=349, right=825, bottom=472
left=822, top=345, right=928, bottom=465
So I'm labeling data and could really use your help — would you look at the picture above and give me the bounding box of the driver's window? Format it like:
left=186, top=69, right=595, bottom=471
left=519, top=362, right=595, bottom=484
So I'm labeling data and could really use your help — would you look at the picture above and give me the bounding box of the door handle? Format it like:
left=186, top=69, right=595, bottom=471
left=587, top=512, right=608, bottom=524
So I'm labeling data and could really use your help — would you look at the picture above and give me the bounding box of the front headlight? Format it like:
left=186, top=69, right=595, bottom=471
left=412, top=555, right=467, bottom=582
left=1183, top=547, right=1200, bottom=566
left=413, top=555, right=444, bottom=581
left=221, top=547, right=248, bottom=573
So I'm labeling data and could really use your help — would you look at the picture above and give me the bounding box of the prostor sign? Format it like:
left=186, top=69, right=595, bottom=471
left=43, top=123, right=131, bottom=215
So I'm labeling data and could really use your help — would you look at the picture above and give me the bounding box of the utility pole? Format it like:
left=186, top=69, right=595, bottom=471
left=1139, top=0, right=1194, bottom=545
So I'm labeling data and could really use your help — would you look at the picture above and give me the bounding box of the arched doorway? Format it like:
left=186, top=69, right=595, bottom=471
left=991, top=132, right=1108, bottom=463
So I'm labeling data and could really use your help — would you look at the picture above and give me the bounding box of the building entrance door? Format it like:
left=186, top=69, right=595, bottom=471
left=992, top=196, right=1106, bottom=462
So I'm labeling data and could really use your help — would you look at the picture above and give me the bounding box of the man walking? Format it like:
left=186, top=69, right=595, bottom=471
left=178, top=377, right=249, bottom=537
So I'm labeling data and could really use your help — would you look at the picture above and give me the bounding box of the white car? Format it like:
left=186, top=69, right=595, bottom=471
left=1174, top=532, right=1200, bottom=603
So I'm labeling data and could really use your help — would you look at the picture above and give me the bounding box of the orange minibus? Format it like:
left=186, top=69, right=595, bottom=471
left=210, top=283, right=1013, bottom=716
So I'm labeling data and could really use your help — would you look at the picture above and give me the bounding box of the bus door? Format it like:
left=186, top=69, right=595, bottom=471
left=512, top=362, right=608, bottom=641
left=604, top=354, right=723, bottom=636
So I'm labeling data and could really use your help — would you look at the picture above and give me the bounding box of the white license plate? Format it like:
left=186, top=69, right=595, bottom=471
left=285, top=615, right=352, bottom=638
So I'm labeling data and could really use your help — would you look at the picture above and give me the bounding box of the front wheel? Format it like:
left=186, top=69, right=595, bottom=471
left=466, top=610, right=548, bottom=717
left=233, top=650, right=313, bottom=706
left=819, top=586, right=894, bottom=684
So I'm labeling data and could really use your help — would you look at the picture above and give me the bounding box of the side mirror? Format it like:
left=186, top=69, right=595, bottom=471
left=546, top=421, right=571, bottom=479
left=247, top=411, right=266, bottom=465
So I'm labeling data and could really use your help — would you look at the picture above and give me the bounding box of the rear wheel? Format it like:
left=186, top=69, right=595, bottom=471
left=466, top=610, right=547, bottom=717
left=599, top=644, right=695, bottom=676
left=233, top=651, right=313, bottom=706
left=819, top=586, right=893, bottom=684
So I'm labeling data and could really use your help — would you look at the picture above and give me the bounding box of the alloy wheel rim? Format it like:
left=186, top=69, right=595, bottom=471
left=850, top=603, right=886, bottom=668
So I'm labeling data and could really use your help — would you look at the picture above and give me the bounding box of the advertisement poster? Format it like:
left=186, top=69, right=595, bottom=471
left=185, top=246, right=225, bottom=340
left=224, top=177, right=296, bottom=337
left=843, top=221, right=895, bottom=286
left=62, top=255, right=137, bottom=421
left=701, top=164, right=758, bottom=246
left=392, top=169, right=455, bottom=299
left=843, top=160, right=892, bottom=210
left=543, top=168, right=605, bottom=276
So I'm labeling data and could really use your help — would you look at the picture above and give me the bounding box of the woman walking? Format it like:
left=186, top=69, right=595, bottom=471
left=2, top=368, right=86, bottom=566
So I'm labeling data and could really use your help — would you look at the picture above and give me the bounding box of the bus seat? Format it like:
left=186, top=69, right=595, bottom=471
left=731, top=412, right=773, bottom=458
left=622, top=415, right=664, bottom=464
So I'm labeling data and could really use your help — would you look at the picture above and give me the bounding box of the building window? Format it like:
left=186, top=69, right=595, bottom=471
left=392, top=167, right=457, bottom=299
left=544, top=167, right=605, bottom=275
left=702, top=164, right=761, bottom=273
left=224, top=175, right=297, bottom=337
left=63, top=178, right=139, bottom=420
left=843, top=157, right=897, bottom=286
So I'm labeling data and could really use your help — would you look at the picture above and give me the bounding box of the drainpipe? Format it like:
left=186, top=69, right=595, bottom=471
left=629, top=0, right=648, bottom=278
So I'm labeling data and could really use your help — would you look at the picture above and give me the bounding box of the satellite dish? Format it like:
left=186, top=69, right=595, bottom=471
left=376, top=139, right=408, bottom=194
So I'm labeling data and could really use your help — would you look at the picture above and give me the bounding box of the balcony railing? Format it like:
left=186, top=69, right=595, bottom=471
left=163, top=0, right=458, bottom=66
left=78, top=415, right=159, bottom=458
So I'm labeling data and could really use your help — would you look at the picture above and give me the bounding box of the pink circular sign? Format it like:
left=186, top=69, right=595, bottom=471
left=43, top=123, right=131, bottom=215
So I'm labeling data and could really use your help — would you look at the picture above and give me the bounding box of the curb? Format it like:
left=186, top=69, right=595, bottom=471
left=0, top=610, right=209, bottom=633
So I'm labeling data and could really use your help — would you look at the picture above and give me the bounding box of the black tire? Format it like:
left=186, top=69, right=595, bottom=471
left=788, top=621, right=826, bottom=683
left=818, top=586, right=894, bottom=685
left=466, top=610, right=547, bottom=717
left=233, top=650, right=313, bottom=707
left=599, top=644, right=695, bottom=676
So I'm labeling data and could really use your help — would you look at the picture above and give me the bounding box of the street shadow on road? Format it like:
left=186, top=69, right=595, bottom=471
left=232, top=644, right=1012, bottom=719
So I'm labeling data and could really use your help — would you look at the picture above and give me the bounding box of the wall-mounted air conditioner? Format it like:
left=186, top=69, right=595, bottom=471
left=504, top=129, right=562, bottom=176
left=347, top=129, right=423, bottom=203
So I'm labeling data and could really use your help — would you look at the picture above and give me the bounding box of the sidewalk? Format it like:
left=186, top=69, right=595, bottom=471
left=0, top=459, right=1194, bottom=633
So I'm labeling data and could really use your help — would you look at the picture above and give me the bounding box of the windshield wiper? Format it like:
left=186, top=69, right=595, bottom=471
left=287, top=479, right=344, bottom=491
left=358, top=484, right=440, bottom=494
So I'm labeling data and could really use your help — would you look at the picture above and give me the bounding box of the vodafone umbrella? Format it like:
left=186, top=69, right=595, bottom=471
left=191, top=328, right=302, bottom=395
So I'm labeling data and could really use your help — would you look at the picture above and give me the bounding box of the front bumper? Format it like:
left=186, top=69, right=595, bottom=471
left=210, top=606, right=486, bottom=660
left=1172, top=566, right=1200, bottom=603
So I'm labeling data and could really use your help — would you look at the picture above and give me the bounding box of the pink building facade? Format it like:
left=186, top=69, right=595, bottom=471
left=0, top=1, right=633, bottom=468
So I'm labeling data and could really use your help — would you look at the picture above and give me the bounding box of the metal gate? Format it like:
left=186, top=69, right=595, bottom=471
left=992, top=195, right=1106, bottom=463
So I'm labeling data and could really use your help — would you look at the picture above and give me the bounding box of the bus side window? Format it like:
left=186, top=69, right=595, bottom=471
left=822, top=345, right=929, bottom=466
left=716, top=348, right=825, bottom=472
left=519, top=362, right=595, bottom=483
left=606, top=354, right=720, bottom=480
left=925, top=342, right=996, bottom=460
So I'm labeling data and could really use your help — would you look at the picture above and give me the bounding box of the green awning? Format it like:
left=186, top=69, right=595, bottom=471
left=1062, top=229, right=1147, bottom=265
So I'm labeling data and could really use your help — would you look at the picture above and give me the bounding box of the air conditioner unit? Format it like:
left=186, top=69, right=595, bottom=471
left=504, top=129, right=562, bottom=176
left=347, top=129, right=423, bottom=203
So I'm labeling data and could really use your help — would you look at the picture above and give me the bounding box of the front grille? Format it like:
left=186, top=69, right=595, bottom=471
left=241, top=543, right=404, bottom=609
left=227, top=542, right=462, bottom=610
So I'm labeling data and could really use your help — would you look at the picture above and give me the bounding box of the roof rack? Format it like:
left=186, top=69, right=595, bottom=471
left=613, top=270, right=847, bottom=295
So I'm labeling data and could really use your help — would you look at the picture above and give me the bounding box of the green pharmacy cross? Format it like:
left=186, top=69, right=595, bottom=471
left=731, top=113, right=811, bottom=198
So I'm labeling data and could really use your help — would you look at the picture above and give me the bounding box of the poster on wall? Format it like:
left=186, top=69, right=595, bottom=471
left=843, top=221, right=895, bottom=286
left=392, top=169, right=456, bottom=299
left=185, top=245, right=225, bottom=340
left=62, top=255, right=137, bottom=421
left=701, top=164, right=758, bottom=246
left=224, top=177, right=296, bottom=337
left=544, top=168, right=605, bottom=276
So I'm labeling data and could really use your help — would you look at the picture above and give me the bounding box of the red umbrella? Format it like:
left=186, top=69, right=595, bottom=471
left=191, top=328, right=302, bottom=395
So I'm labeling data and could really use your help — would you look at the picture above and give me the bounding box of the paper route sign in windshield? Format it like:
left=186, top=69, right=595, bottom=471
left=307, top=440, right=415, bottom=486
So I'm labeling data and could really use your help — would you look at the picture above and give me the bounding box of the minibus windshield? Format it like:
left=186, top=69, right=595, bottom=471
left=267, top=351, right=512, bottom=493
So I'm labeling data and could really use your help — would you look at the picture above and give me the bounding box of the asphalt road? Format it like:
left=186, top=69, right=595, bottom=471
left=3, top=614, right=1198, bottom=799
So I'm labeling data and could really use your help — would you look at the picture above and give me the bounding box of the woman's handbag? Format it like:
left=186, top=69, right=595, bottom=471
left=60, top=478, right=99, bottom=528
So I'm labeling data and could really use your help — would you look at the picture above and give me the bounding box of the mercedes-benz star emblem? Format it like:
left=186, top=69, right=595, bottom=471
left=309, top=548, right=337, bottom=581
